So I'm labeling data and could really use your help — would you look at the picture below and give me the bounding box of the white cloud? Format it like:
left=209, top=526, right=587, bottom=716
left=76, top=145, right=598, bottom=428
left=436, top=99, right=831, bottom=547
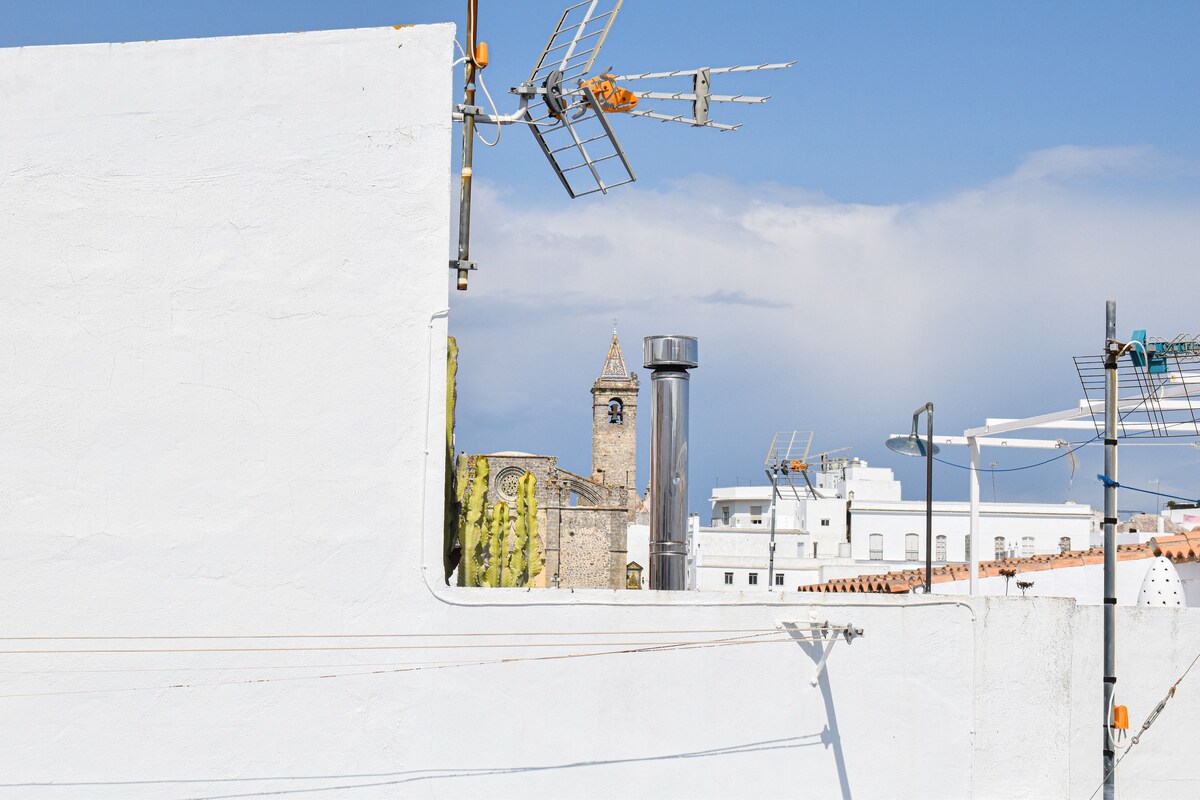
left=450, top=147, right=1200, bottom=506
left=1004, top=145, right=1191, bottom=184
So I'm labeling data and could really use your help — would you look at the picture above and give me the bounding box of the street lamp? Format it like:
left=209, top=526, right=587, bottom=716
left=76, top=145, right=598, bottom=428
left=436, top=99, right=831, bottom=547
left=885, top=403, right=939, bottom=593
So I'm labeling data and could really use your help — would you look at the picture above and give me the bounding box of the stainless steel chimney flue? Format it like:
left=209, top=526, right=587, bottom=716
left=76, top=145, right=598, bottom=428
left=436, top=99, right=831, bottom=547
left=643, top=335, right=698, bottom=591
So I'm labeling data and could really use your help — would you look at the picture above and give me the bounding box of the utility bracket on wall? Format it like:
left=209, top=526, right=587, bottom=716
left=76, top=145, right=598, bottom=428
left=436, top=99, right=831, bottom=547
left=778, top=618, right=864, bottom=686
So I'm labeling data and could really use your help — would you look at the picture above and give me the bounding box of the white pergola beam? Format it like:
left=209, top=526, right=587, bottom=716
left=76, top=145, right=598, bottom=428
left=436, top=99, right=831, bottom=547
left=890, top=434, right=1067, bottom=450
left=965, top=405, right=1089, bottom=437
left=984, top=419, right=1200, bottom=433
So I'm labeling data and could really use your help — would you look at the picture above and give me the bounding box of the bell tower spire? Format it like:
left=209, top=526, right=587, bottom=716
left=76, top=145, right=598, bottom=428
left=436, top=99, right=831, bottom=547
left=600, top=322, right=631, bottom=380
left=591, top=325, right=640, bottom=515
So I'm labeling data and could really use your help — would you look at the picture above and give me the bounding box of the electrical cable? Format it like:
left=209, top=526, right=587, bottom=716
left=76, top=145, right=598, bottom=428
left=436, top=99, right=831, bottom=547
left=474, top=69, right=501, bottom=146
left=0, top=637, right=821, bottom=655
left=933, top=433, right=1101, bottom=473
left=454, top=39, right=500, bottom=146
left=1094, top=476, right=1199, bottom=505
left=0, top=626, right=823, bottom=642
left=0, top=631, right=796, bottom=699
left=464, top=0, right=482, bottom=71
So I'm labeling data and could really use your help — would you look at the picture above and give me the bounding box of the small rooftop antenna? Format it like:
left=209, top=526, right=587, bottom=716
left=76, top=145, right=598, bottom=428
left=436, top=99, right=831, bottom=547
left=450, top=0, right=794, bottom=290
left=763, top=432, right=812, bottom=588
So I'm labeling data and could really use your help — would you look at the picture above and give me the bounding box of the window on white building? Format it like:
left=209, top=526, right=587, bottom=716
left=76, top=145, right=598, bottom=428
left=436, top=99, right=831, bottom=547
left=724, top=572, right=733, bottom=585
left=994, top=536, right=1007, bottom=560
left=1059, top=536, right=1071, bottom=554
left=1022, top=536, right=1035, bottom=557
left=820, top=519, right=830, bottom=527
left=905, top=533, right=919, bottom=561
left=936, top=535, right=947, bottom=562
left=869, top=534, right=884, bottom=560
left=774, top=573, right=785, bottom=586
left=750, top=505, right=763, bottom=525
left=748, top=572, right=759, bottom=585
left=721, top=506, right=730, bottom=525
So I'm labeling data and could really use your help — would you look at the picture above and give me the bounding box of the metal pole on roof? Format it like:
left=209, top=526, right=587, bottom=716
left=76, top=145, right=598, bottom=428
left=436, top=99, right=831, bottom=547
left=925, top=408, right=934, bottom=593
left=884, top=404, right=937, bottom=593
left=1102, top=300, right=1118, bottom=800
left=968, top=437, right=980, bottom=594
left=766, top=468, right=779, bottom=589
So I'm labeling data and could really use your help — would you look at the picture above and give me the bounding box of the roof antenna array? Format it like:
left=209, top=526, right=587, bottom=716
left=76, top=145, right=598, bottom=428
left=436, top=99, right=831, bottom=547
left=450, top=0, right=794, bottom=290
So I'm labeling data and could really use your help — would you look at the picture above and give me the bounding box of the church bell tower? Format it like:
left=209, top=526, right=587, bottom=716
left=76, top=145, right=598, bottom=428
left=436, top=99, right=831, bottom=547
left=591, top=326, right=639, bottom=510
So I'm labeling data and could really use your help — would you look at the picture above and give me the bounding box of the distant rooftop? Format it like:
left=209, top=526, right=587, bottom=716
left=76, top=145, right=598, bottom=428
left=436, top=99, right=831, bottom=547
left=797, top=531, right=1200, bottom=594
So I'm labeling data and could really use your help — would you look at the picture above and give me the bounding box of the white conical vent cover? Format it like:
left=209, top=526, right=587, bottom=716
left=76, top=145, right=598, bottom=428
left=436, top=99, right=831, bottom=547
left=1137, top=556, right=1185, bottom=607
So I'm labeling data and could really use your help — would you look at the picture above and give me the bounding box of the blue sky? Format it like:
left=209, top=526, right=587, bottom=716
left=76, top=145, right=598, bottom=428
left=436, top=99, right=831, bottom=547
left=6, top=1, right=1199, bottom=512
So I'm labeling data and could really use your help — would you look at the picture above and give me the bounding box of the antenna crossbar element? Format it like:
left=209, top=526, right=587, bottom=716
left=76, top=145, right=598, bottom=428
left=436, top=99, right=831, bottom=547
left=527, top=85, right=636, bottom=198
left=628, top=110, right=740, bottom=131
left=765, top=431, right=814, bottom=468
left=608, top=62, right=797, bottom=81
left=608, top=61, right=793, bottom=131
left=1074, top=348, right=1200, bottom=439
left=631, top=91, right=771, bottom=104
left=527, top=0, right=623, bottom=86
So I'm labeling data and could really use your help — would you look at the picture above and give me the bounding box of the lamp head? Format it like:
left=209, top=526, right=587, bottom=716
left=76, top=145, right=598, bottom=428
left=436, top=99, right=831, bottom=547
left=885, top=435, right=940, bottom=458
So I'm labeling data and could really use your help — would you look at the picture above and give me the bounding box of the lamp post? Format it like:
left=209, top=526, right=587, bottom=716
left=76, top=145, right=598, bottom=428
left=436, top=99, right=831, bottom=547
left=885, top=403, right=938, bottom=593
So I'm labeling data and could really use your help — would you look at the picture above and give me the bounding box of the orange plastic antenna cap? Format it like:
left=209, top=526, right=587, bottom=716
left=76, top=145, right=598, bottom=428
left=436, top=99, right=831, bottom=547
left=1113, top=705, right=1129, bottom=730
left=474, top=42, right=489, bottom=68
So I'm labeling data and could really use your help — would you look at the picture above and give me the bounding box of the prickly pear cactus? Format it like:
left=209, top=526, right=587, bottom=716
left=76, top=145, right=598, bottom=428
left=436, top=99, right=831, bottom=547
left=457, top=455, right=489, bottom=587
left=481, top=501, right=509, bottom=588
left=521, top=472, right=544, bottom=585
left=505, top=471, right=541, bottom=586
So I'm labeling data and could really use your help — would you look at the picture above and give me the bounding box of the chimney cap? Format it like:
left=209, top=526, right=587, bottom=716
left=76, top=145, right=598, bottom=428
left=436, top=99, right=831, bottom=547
left=643, top=335, right=699, bottom=369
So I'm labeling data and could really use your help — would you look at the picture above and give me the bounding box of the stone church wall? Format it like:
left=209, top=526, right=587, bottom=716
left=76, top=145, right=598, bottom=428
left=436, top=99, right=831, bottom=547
left=557, top=507, right=626, bottom=588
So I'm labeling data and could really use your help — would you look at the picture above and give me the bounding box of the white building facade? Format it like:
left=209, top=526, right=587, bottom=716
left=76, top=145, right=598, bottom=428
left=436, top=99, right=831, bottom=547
left=696, top=459, right=1093, bottom=591
left=850, top=499, right=1093, bottom=563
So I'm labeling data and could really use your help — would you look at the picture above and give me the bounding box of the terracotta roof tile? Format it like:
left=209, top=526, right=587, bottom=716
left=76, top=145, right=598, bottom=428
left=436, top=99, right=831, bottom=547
left=796, top=543, right=1166, bottom=594
left=1150, top=534, right=1197, bottom=561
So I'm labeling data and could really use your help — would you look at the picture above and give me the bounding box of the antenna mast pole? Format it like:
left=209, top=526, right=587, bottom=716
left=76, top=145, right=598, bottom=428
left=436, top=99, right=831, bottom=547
left=453, top=0, right=483, bottom=291
left=1102, top=300, right=1118, bottom=800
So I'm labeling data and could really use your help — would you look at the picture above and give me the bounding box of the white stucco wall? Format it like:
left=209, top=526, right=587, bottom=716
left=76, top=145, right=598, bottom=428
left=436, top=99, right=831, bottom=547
left=0, top=25, right=454, bottom=635
left=851, top=502, right=1092, bottom=562
left=3, top=26, right=1200, bottom=800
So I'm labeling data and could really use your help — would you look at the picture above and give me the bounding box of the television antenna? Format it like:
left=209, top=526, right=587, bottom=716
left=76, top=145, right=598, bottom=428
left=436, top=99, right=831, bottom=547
left=451, top=0, right=794, bottom=289
left=762, top=432, right=812, bottom=588
left=767, top=434, right=848, bottom=498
